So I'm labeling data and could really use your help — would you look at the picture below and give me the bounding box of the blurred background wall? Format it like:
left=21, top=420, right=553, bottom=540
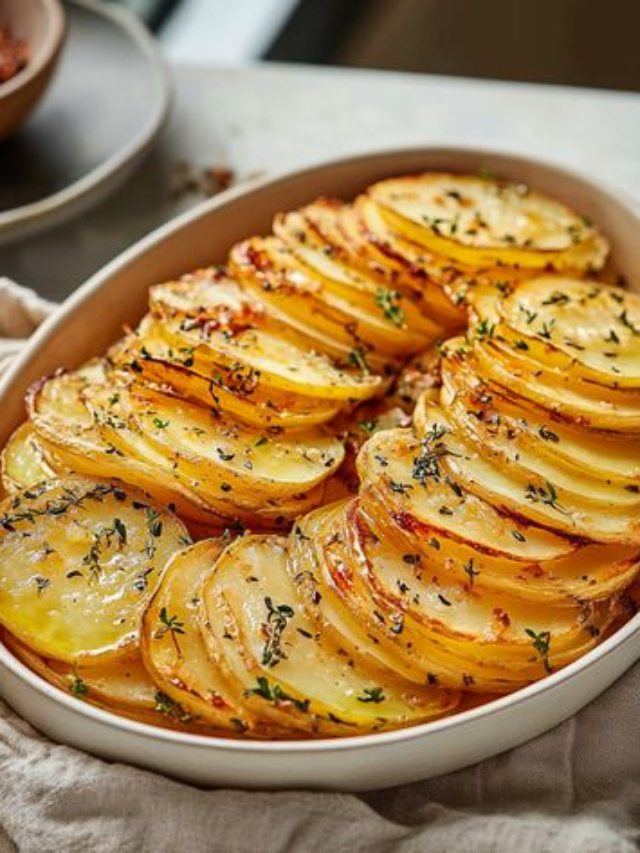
left=118, top=0, right=640, bottom=92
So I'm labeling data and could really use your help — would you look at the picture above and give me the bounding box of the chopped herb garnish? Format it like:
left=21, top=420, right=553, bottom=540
left=155, top=607, right=185, bottom=655
left=246, top=676, right=310, bottom=712
left=538, top=425, right=559, bottom=443
left=541, top=292, right=570, bottom=306
left=518, top=305, right=538, bottom=325
left=82, top=517, right=128, bottom=580
left=618, top=309, right=640, bottom=337
left=294, top=524, right=311, bottom=541
left=155, top=690, right=192, bottom=723
left=33, top=575, right=51, bottom=595
left=538, top=320, right=555, bottom=340
left=69, top=673, right=88, bottom=698
left=412, top=425, right=456, bottom=486
left=472, top=319, right=495, bottom=341
left=0, top=483, right=117, bottom=532
left=525, top=481, right=568, bottom=515
left=146, top=509, right=163, bottom=538
left=261, top=597, right=294, bottom=668
left=463, top=558, right=479, bottom=586
left=348, top=347, right=371, bottom=375
left=389, top=480, right=411, bottom=494
left=525, top=628, right=552, bottom=673
left=375, top=288, right=405, bottom=327
left=357, top=687, right=385, bottom=704
left=358, top=418, right=379, bottom=435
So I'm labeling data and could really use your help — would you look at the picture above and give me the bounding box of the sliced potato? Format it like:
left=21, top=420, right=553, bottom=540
left=272, top=211, right=441, bottom=345
left=369, top=173, right=608, bottom=271
left=29, top=369, right=323, bottom=528
left=439, top=390, right=640, bottom=512
left=87, top=387, right=328, bottom=526
left=417, top=401, right=640, bottom=543
left=294, top=499, right=611, bottom=692
left=357, top=428, right=579, bottom=562
left=354, top=195, right=470, bottom=325
left=150, top=268, right=384, bottom=398
left=0, top=478, right=190, bottom=663
left=26, top=359, right=108, bottom=433
left=289, top=502, right=428, bottom=682
left=231, top=234, right=428, bottom=360
left=4, top=632, right=156, bottom=711
left=113, top=320, right=342, bottom=429
left=150, top=268, right=261, bottom=329
left=499, top=277, right=640, bottom=387
left=229, top=238, right=389, bottom=368
left=200, top=534, right=457, bottom=735
left=356, top=496, right=640, bottom=606
left=471, top=338, right=640, bottom=432
left=27, top=370, right=231, bottom=529
left=120, top=385, right=344, bottom=502
left=338, top=500, right=616, bottom=691
left=296, top=198, right=431, bottom=309
left=142, top=538, right=271, bottom=734
left=1, top=422, right=57, bottom=492
left=158, top=313, right=382, bottom=402
left=3, top=631, right=222, bottom=732
left=441, top=351, right=640, bottom=489
left=225, top=261, right=360, bottom=365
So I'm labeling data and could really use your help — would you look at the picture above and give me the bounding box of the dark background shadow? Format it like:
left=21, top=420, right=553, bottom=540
left=265, top=0, right=640, bottom=92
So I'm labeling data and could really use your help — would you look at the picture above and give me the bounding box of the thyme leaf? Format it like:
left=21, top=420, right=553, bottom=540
left=525, top=628, right=552, bottom=673
left=375, top=288, right=405, bottom=327
left=261, top=597, right=294, bottom=667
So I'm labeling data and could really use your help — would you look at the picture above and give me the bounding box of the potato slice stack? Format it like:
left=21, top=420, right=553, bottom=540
left=0, top=477, right=219, bottom=730
left=366, top=172, right=608, bottom=283
left=0, top=476, right=461, bottom=737
left=232, top=280, right=639, bottom=702
left=4, top=171, right=633, bottom=739
left=2, top=172, right=609, bottom=531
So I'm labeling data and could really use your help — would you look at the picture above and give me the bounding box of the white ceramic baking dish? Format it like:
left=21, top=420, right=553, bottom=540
left=1, top=147, right=640, bottom=791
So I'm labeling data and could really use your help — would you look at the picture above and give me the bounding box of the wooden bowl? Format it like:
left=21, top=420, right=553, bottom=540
left=0, top=0, right=65, bottom=141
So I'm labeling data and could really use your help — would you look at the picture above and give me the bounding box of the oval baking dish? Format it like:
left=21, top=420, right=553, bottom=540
left=1, top=147, right=640, bottom=791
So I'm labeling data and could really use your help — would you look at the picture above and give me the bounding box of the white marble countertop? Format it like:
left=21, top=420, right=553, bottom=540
left=3, top=61, right=640, bottom=301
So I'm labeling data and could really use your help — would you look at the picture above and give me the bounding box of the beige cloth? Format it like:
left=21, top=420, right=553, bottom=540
left=0, top=278, right=56, bottom=376
left=0, top=281, right=638, bottom=853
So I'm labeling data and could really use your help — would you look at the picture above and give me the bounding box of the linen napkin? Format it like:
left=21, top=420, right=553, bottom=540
left=0, top=280, right=638, bottom=853
left=0, top=278, right=55, bottom=375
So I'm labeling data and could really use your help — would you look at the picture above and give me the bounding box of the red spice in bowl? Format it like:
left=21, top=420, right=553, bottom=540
left=0, top=26, right=29, bottom=85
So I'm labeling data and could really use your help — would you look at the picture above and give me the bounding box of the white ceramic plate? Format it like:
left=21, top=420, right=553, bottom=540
left=0, top=0, right=171, bottom=246
left=1, top=147, right=640, bottom=791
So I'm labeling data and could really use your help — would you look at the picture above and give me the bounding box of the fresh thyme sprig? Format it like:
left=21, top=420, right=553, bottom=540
left=155, top=607, right=186, bottom=655
left=525, top=628, right=552, bottom=673
left=375, top=288, right=405, bottom=327
left=261, top=597, right=294, bottom=668
left=246, top=676, right=310, bottom=712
